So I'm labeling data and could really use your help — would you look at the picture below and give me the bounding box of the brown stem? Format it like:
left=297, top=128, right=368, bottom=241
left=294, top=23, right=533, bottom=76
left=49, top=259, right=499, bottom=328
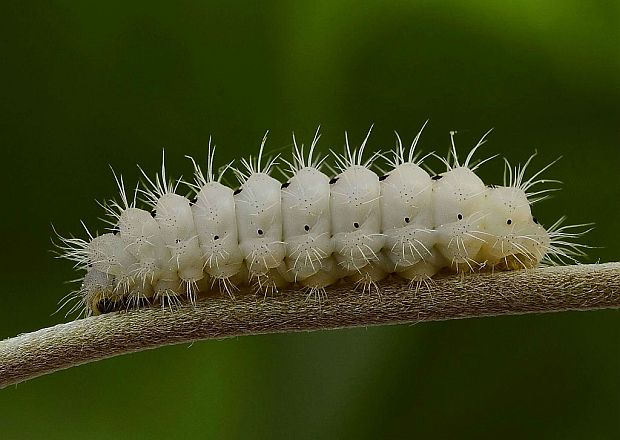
left=1, top=263, right=619, bottom=389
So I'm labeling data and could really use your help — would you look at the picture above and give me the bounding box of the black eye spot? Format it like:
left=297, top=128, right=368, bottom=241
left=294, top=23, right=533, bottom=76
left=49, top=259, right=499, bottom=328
left=329, top=177, right=339, bottom=184
left=353, top=222, right=360, bottom=228
left=304, top=225, right=310, bottom=231
left=175, top=238, right=181, bottom=244
left=533, top=217, right=538, bottom=224
left=257, top=229, right=263, bottom=235
left=214, top=235, right=219, bottom=240
left=233, top=188, right=242, bottom=195
left=432, top=175, right=443, bottom=180
left=281, top=181, right=290, bottom=189
left=506, top=219, right=512, bottom=225
left=379, top=174, right=389, bottom=181
left=404, top=217, right=410, bottom=223
left=151, top=210, right=156, bottom=218
left=189, top=197, right=197, bottom=206
left=457, top=213, right=463, bottom=220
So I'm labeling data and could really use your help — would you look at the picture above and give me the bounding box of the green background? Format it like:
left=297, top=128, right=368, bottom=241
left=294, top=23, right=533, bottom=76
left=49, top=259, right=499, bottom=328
left=1, top=1, right=618, bottom=438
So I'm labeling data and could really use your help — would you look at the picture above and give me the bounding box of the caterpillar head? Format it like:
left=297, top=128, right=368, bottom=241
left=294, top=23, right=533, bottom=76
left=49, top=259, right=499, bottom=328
left=80, top=268, right=121, bottom=316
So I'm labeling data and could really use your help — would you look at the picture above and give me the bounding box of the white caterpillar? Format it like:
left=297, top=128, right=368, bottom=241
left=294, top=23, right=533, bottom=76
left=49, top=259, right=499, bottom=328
left=56, top=125, right=588, bottom=316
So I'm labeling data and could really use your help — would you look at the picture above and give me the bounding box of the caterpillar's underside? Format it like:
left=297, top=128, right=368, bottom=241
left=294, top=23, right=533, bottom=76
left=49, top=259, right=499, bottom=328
left=57, top=125, right=589, bottom=316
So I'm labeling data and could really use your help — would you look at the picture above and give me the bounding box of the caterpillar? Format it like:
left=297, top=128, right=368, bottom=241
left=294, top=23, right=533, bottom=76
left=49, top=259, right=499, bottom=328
left=56, top=124, right=588, bottom=317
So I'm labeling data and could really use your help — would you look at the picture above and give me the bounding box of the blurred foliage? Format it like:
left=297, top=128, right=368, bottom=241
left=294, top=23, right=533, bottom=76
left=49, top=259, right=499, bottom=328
left=0, top=1, right=618, bottom=439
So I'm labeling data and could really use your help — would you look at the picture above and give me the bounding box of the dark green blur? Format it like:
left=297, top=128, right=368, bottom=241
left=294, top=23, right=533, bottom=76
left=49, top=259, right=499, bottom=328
left=0, top=1, right=618, bottom=438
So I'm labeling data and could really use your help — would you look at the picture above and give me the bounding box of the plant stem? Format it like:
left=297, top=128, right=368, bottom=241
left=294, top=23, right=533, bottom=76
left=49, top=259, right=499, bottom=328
left=1, top=263, right=619, bottom=389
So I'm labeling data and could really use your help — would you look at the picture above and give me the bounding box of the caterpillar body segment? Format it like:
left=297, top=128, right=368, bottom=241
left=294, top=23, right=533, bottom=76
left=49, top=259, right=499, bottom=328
left=431, top=132, right=495, bottom=272
left=189, top=146, right=245, bottom=297
left=233, top=134, right=287, bottom=292
left=330, top=129, right=387, bottom=288
left=56, top=126, right=587, bottom=316
left=281, top=131, right=334, bottom=284
left=380, top=125, right=438, bottom=282
left=99, top=172, right=178, bottom=303
left=141, top=157, right=205, bottom=303
left=329, top=166, right=384, bottom=273
left=117, top=207, right=174, bottom=302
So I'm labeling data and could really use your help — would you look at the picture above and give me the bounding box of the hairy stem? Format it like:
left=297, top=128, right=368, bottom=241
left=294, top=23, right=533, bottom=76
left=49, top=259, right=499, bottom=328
left=1, top=263, right=619, bottom=389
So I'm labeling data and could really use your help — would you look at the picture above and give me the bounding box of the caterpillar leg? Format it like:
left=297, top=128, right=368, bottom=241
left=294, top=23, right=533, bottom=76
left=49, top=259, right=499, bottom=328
left=397, top=260, right=441, bottom=281
left=126, top=280, right=155, bottom=310
left=192, top=273, right=213, bottom=298
left=300, top=258, right=341, bottom=303
left=394, top=261, right=439, bottom=300
left=205, top=262, right=248, bottom=298
left=251, top=264, right=290, bottom=297
left=348, top=255, right=390, bottom=295
left=154, top=276, right=183, bottom=309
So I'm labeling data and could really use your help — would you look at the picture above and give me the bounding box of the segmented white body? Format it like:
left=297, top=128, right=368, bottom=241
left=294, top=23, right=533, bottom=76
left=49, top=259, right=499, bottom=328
left=280, top=130, right=335, bottom=293
left=330, top=129, right=387, bottom=289
left=140, top=155, right=206, bottom=303
left=233, top=134, right=288, bottom=293
left=57, top=126, right=587, bottom=316
left=191, top=173, right=245, bottom=295
left=380, top=124, right=437, bottom=282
